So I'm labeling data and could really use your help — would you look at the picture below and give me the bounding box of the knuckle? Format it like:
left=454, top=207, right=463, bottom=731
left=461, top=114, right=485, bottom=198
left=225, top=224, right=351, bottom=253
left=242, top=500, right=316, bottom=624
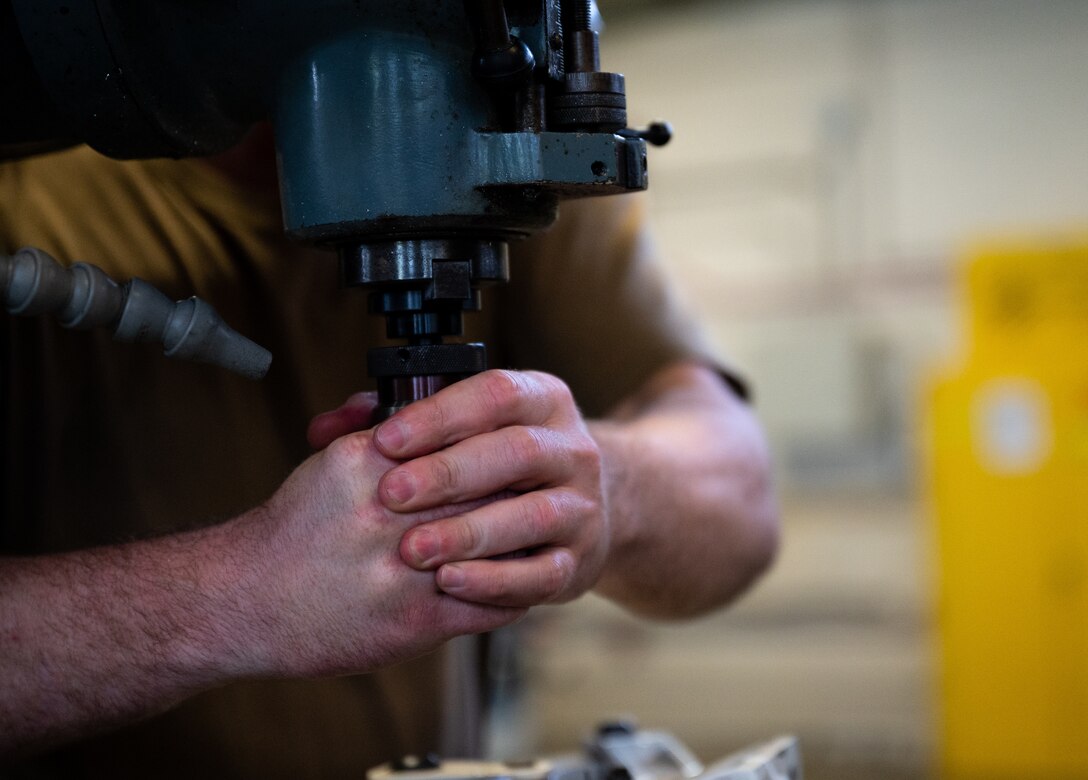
left=523, top=491, right=562, bottom=539
left=428, top=453, right=460, bottom=494
left=529, top=371, right=575, bottom=408
left=417, top=396, right=449, bottom=436
left=541, top=550, right=576, bottom=601
left=552, top=429, right=601, bottom=482
left=585, top=490, right=605, bottom=521
left=455, top=518, right=485, bottom=557
left=480, top=369, right=524, bottom=414
left=324, top=431, right=374, bottom=467
left=507, top=425, right=546, bottom=464
left=484, top=566, right=510, bottom=599
left=572, top=434, right=602, bottom=473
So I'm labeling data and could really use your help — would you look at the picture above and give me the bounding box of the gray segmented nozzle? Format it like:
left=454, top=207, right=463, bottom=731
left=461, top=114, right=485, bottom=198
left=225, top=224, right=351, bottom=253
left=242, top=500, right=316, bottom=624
left=1, top=246, right=272, bottom=380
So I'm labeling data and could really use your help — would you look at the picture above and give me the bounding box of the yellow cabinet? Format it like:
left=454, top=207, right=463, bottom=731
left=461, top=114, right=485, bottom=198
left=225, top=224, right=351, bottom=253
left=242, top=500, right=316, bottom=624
left=929, top=236, right=1088, bottom=779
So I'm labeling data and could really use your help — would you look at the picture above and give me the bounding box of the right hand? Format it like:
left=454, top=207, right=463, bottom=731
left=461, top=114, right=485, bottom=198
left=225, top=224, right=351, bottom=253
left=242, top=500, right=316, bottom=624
left=218, top=428, right=525, bottom=680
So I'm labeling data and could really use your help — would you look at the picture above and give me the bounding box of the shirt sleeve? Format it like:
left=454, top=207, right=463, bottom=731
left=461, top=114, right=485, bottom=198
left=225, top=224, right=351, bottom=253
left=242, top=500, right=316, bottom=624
left=498, top=193, right=748, bottom=418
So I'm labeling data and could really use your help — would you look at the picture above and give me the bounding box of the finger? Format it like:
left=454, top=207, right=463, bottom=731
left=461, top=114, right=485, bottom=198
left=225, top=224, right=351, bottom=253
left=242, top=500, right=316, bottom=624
left=390, top=493, right=509, bottom=529
left=372, top=370, right=577, bottom=459
left=399, top=489, right=590, bottom=568
left=431, top=596, right=527, bottom=638
left=378, top=425, right=581, bottom=510
left=434, top=549, right=578, bottom=608
left=384, top=585, right=526, bottom=662
left=307, top=392, right=379, bottom=450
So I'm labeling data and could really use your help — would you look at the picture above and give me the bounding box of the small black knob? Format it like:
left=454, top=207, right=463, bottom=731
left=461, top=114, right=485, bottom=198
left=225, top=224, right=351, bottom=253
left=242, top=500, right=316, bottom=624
left=621, top=122, right=672, bottom=147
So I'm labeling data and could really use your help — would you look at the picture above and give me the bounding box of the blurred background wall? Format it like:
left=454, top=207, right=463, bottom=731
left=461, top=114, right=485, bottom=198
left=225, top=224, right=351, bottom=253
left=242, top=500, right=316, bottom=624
left=509, top=2, right=1088, bottom=778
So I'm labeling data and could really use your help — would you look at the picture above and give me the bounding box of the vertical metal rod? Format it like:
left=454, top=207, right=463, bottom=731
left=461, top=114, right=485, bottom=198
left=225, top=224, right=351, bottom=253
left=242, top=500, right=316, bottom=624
left=562, top=0, right=599, bottom=72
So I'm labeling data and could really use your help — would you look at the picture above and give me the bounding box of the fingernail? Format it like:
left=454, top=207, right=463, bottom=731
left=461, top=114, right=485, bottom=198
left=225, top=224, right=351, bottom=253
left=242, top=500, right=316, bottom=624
left=374, top=419, right=407, bottom=452
left=408, top=528, right=439, bottom=566
left=383, top=470, right=416, bottom=504
left=438, top=565, right=466, bottom=591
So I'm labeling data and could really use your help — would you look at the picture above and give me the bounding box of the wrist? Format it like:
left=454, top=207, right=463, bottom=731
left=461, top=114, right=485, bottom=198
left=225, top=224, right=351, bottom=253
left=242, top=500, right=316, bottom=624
left=171, top=509, right=284, bottom=684
left=89, top=512, right=282, bottom=693
left=586, top=419, right=641, bottom=562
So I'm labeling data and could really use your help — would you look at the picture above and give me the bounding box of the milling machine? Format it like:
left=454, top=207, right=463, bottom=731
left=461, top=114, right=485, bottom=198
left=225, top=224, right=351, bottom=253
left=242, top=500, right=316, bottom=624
left=1, top=0, right=668, bottom=417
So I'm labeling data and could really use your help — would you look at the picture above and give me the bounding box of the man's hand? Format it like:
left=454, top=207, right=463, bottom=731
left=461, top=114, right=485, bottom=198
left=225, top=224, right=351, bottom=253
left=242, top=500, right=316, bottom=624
left=228, top=427, right=527, bottom=678
left=376, top=370, right=609, bottom=608
left=309, top=362, right=779, bottom=620
left=310, top=372, right=609, bottom=609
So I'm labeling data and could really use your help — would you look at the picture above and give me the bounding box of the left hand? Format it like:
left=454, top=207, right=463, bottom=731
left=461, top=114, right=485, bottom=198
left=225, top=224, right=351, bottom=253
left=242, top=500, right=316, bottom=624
left=308, top=371, right=610, bottom=608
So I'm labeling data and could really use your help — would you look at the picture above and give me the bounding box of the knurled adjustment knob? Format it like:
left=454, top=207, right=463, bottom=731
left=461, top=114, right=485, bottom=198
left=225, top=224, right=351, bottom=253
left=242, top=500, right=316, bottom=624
left=549, top=72, right=627, bottom=132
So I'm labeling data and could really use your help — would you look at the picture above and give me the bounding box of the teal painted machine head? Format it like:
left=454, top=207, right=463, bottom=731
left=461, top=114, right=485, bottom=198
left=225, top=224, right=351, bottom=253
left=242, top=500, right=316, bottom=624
left=3, top=0, right=669, bottom=412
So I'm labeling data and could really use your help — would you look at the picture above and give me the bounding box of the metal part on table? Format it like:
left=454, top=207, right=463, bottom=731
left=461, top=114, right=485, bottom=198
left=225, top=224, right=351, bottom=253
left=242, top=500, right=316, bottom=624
left=590, top=725, right=704, bottom=780
left=367, top=725, right=801, bottom=780
left=702, top=737, right=801, bottom=780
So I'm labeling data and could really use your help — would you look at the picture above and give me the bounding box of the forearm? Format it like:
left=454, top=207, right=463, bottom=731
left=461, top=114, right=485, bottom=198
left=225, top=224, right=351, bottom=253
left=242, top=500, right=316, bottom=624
left=0, top=517, right=259, bottom=755
left=589, top=362, right=780, bottom=619
left=0, top=429, right=527, bottom=757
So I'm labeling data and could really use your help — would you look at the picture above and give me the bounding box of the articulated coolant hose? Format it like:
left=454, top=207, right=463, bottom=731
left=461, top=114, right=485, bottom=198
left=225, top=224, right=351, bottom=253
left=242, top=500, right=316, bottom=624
left=0, top=246, right=271, bottom=379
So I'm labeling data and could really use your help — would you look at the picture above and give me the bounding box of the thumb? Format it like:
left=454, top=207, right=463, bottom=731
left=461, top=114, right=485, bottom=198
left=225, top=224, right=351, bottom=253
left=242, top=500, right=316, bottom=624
left=306, top=392, right=380, bottom=450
